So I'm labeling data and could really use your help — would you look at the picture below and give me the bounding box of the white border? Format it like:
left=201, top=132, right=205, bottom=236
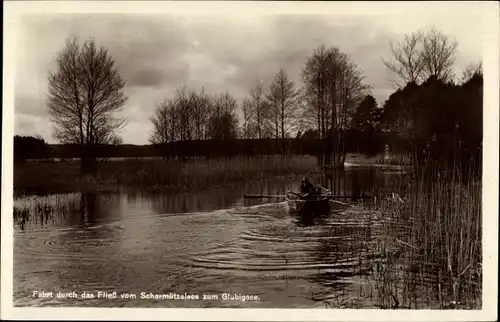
left=2, top=1, right=499, bottom=321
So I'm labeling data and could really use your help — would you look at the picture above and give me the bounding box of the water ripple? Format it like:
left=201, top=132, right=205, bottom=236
left=13, top=184, right=452, bottom=308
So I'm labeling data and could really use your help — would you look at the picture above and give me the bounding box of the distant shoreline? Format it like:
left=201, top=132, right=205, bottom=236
left=14, top=153, right=413, bottom=197
left=14, top=155, right=321, bottom=197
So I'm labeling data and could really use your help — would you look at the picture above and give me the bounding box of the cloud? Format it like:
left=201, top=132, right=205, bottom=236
left=126, top=68, right=175, bottom=88
left=15, top=114, right=53, bottom=141
left=13, top=12, right=483, bottom=144
left=15, top=93, right=47, bottom=117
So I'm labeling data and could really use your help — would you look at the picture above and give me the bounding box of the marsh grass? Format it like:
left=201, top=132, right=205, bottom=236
left=356, top=168, right=482, bottom=309
left=15, top=155, right=318, bottom=194
left=101, top=155, right=316, bottom=188
left=14, top=194, right=81, bottom=230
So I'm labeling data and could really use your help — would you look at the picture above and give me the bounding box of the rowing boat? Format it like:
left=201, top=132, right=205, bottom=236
left=285, top=186, right=347, bottom=216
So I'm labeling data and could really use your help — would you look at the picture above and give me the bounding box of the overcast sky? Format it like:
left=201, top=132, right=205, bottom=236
left=14, top=6, right=485, bottom=145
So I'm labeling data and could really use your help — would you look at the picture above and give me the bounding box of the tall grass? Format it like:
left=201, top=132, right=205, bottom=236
left=14, top=194, right=81, bottom=230
left=368, top=167, right=482, bottom=309
left=14, top=155, right=318, bottom=194
left=97, top=155, right=317, bottom=190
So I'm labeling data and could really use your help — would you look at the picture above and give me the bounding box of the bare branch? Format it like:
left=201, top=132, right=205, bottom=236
left=382, top=31, right=425, bottom=87
left=47, top=37, right=127, bottom=155
left=420, top=28, right=458, bottom=83
left=267, top=68, right=301, bottom=139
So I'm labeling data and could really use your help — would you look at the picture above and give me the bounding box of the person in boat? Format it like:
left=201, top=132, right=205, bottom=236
left=300, top=177, right=314, bottom=195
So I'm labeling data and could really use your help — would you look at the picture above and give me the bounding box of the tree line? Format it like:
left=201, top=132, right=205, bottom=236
left=14, top=135, right=409, bottom=161
left=149, top=88, right=239, bottom=144
left=381, top=27, right=482, bottom=178
left=42, top=28, right=482, bottom=178
left=148, top=67, right=303, bottom=157
left=149, top=46, right=369, bottom=164
left=14, top=135, right=50, bottom=163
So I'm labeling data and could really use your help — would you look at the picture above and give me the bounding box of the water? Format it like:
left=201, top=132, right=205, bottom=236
left=14, top=166, right=438, bottom=308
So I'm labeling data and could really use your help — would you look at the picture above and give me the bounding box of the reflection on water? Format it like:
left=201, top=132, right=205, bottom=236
left=14, top=167, right=425, bottom=308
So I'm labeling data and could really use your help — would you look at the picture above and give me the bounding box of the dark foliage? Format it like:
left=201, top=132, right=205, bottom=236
left=381, top=73, right=482, bottom=179
left=346, top=95, right=385, bottom=156
left=14, top=135, right=49, bottom=163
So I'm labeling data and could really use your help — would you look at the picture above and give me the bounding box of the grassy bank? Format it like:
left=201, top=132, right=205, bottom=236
left=366, top=172, right=482, bottom=309
left=14, top=155, right=318, bottom=195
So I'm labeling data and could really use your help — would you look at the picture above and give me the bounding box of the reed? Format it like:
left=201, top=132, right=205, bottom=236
left=14, top=155, right=318, bottom=194
left=102, top=155, right=317, bottom=188
left=367, top=166, right=482, bottom=309
left=14, top=194, right=81, bottom=230
left=13, top=206, right=31, bottom=230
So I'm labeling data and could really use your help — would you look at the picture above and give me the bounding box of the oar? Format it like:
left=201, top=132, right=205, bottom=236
left=329, top=194, right=374, bottom=199
left=288, top=191, right=373, bottom=200
left=243, top=194, right=373, bottom=199
left=243, top=194, right=286, bottom=199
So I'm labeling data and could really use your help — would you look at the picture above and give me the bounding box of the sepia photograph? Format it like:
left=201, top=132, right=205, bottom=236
left=2, top=1, right=498, bottom=321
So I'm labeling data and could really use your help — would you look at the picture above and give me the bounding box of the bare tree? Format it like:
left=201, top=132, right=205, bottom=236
left=267, top=85, right=281, bottom=139
left=302, top=45, right=328, bottom=142
left=333, top=54, right=369, bottom=166
left=173, top=86, right=193, bottom=142
left=420, top=28, right=458, bottom=83
left=302, top=45, right=368, bottom=167
left=207, top=92, right=239, bottom=141
left=249, top=80, right=269, bottom=140
left=267, top=69, right=301, bottom=140
left=382, top=31, right=425, bottom=87
left=150, top=86, right=215, bottom=145
left=109, top=136, right=123, bottom=145
left=383, top=28, right=458, bottom=86
left=241, top=98, right=256, bottom=139
left=47, top=37, right=127, bottom=173
left=149, top=100, right=175, bottom=145
left=189, top=88, right=212, bottom=140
